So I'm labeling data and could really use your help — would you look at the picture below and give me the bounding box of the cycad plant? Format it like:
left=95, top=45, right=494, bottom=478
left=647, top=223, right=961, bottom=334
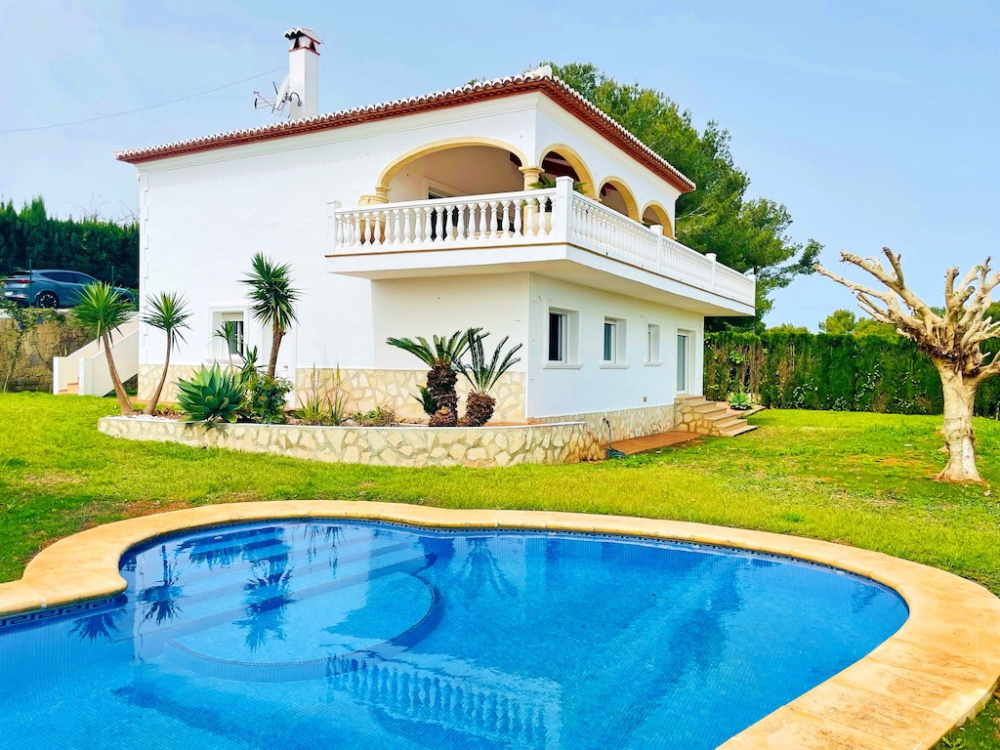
left=387, top=330, right=476, bottom=426
left=142, top=292, right=191, bottom=415
left=72, top=282, right=135, bottom=415
left=240, top=253, right=300, bottom=379
left=458, top=329, right=522, bottom=426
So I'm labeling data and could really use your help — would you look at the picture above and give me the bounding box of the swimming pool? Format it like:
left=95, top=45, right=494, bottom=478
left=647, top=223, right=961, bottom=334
left=0, top=519, right=908, bottom=749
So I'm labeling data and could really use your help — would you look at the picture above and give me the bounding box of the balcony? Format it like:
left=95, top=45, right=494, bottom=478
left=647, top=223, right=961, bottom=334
left=326, top=177, right=755, bottom=313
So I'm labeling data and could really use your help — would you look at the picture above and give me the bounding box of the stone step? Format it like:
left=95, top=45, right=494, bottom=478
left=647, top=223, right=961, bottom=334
left=714, top=416, right=747, bottom=431
left=675, top=394, right=708, bottom=404
left=62, top=382, right=79, bottom=395
left=690, top=401, right=724, bottom=414
left=720, top=423, right=758, bottom=438
left=694, top=405, right=729, bottom=419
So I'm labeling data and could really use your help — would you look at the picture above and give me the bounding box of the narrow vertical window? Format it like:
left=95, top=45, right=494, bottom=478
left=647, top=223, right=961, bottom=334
left=677, top=333, right=689, bottom=391
left=603, top=320, right=617, bottom=363
left=646, top=324, right=660, bottom=364
left=549, top=311, right=566, bottom=363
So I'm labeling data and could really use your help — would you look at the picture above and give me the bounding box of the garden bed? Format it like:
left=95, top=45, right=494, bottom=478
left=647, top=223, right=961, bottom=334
left=98, top=416, right=596, bottom=467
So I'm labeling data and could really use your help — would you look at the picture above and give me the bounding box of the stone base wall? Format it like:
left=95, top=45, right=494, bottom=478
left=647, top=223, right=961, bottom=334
left=139, top=365, right=526, bottom=423
left=533, top=403, right=676, bottom=460
left=1, top=318, right=89, bottom=392
left=98, top=417, right=587, bottom=468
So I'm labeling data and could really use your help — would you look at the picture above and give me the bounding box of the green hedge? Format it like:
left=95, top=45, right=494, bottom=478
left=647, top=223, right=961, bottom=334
left=705, top=332, right=1000, bottom=417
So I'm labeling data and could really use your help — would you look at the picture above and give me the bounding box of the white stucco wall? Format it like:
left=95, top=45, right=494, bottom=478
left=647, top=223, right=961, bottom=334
left=370, top=273, right=530, bottom=371
left=526, top=274, right=703, bottom=418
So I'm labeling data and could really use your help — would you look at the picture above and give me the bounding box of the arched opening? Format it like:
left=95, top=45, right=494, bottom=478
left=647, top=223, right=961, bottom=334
left=641, top=201, right=674, bottom=238
left=536, top=144, right=597, bottom=198
left=598, top=178, right=639, bottom=221
left=376, top=138, right=528, bottom=202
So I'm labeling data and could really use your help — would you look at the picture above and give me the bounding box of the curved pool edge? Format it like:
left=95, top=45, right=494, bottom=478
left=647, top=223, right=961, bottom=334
left=1, top=501, right=998, bottom=750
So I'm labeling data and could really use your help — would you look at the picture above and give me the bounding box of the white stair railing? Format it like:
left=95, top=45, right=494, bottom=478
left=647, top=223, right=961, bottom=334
left=53, top=315, right=139, bottom=396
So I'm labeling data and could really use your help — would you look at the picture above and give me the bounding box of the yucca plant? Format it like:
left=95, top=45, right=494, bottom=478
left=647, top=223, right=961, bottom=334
left=457, top=329, right=522, bottom=426
left=142, top=292, right=191, bottom=415
left=387, top=330, right=477, bottom=426
left=176, top=364, right=245, bottom=423
left=72, top=282, right=135, bottom=415
left=529, top=174, right=587, bottom=194
left=240, top=253, right=300, bottom=379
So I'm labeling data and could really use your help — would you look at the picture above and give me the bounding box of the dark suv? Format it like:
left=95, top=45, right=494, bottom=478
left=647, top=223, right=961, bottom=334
left=2, top=270, right=135, bottom=308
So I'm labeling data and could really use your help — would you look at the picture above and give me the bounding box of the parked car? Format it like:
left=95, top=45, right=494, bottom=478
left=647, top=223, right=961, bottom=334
left=2, top=270, right=135, bottom=308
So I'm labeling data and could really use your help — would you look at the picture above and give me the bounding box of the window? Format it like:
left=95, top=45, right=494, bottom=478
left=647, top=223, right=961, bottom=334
left=213, top=310, right=246, bottom=360
left=549, top=311, right=568, bottom=362
left=547, top=307, right=579, bottom=365
left=646, top=324, right=661, bottom=364
left=677, top=332, right=690, bottom=392
left=602, top=317, right=627, bottom=365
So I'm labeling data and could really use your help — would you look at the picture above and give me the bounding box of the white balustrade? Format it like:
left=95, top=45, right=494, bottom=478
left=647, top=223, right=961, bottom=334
left=329, top=181, right=755, bottom=307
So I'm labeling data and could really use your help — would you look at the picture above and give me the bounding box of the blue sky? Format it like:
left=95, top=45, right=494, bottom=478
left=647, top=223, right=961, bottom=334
left=1, top=0, right=997, bottom=328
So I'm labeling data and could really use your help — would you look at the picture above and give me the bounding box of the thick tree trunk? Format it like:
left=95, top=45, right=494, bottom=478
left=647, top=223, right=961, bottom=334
left=936, top=365, right=981, bottom=483
left=267, top=326, right=283, bottom=379
left=144, top=337, right=171, bottom=415
left=103, top=331, right=135, bottom=416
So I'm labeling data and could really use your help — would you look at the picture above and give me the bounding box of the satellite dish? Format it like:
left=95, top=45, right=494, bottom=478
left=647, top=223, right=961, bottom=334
left=253, top=74, right=299, bottom=118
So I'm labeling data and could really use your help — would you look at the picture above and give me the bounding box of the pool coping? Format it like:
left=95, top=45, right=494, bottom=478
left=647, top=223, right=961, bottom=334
left=0, top=501, right=997, bottom=749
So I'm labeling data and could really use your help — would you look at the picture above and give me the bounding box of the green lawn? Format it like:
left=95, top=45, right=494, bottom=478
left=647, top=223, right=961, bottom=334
left=1, top=392, right=999, bottom=747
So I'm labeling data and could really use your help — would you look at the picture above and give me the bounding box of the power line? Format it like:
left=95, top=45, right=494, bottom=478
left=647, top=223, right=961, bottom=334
left=0, top=66, right=285, bottom=134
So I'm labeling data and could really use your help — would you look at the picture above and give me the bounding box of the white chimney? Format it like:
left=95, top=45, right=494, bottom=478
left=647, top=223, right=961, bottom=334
left=284, top=27, right=322, bottom=119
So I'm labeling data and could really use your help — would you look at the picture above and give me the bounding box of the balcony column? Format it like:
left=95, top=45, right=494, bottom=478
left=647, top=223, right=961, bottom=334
left=519, top=166, right=544, bottom=235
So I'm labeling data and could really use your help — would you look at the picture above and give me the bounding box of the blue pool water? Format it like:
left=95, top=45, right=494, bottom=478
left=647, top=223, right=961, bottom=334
left=0, top=520, right=907, bottom=749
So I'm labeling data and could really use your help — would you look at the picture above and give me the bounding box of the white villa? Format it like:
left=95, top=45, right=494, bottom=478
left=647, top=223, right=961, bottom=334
left=115, top=28, right=754, bottom=454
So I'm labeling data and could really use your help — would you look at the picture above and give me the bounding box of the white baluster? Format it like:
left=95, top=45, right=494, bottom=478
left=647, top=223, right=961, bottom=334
left=474, top=202, right=486, bottom=241
left=456, top=201, right=466, bottom=241
left=392, top=209, right=402, bottom=245
left=401, top=207, right=412, bottom=245
left=500, top=200, right=511, bottom=238
left=512, top=198, right=522, bottom=237
left=423, top=206, right=433, bottom=243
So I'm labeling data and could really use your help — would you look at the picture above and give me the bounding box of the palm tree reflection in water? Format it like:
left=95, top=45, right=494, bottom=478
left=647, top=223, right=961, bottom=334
left=70, top=611, right=121, bottom=642
left=237, top=531, right=295, bottom=652
left=455, top=537, right=516, bottom=601
left=139, top=545, right=184, bottom=625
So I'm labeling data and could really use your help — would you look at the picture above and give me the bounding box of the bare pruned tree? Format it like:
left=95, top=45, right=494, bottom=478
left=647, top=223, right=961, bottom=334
left=816, top=247, right=1000, bottom=483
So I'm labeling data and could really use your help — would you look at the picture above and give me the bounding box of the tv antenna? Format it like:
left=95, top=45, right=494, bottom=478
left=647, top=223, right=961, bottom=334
left=253, top=75, right=299, bottom=118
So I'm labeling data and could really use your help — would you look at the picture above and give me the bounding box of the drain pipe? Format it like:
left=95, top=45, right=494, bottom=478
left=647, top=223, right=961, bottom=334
left=604, top=418, right=627, bottom=459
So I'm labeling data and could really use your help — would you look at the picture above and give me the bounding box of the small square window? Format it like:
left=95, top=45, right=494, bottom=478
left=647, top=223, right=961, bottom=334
left=602, top=317, right=626, bottom=365
left=646, top=324, right=661, bottom=364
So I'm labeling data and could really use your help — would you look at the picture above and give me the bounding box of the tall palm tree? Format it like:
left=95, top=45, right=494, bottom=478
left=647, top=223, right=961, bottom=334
left=72, top=282, right=135, bottom=415
left=142, top=292, right=191, bottom=415
left=387, top=330, right=477, bottom=426
left=240, top=253, right=300, bottom=378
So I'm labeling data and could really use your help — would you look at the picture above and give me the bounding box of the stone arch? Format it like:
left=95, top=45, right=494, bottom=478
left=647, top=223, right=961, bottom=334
left=536, top=143, right=597, bottom=198
left=597, top=177, right=640, bottom=221
left=640, top=200, right=674, bottom=238
left=375, top=137, right=530, bottom=198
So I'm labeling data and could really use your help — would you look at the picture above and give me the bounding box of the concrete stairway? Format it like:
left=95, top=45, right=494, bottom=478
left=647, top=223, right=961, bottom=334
left=53, top=314, right=138, bottom=396
left=675, top=394, right=758, bottom=437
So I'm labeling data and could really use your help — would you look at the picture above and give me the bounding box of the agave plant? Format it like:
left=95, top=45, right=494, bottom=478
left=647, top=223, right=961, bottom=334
left=240, top=253, right=300, bottom=379
left=458, top=329, right=522, bottom=426
left=176, top=364, right=245, bottom=423
left=72, top=282, right=135, bottom=415
left=387, top=330, right=477, bottom=426
left=529, top=174, right=587, bottom=194
left=142, top=292, right=191, bottom=415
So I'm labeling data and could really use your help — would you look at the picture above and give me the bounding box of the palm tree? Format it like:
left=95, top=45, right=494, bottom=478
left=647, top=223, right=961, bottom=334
left=142, top=292, right=191, bottom=415
left=240, top=253, right=300, bottom=379
left=72, top=282, right=136, bottom=415
left=457, top=329, right=522, bottom=426
left=387, top=330, right=477, bottom=426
